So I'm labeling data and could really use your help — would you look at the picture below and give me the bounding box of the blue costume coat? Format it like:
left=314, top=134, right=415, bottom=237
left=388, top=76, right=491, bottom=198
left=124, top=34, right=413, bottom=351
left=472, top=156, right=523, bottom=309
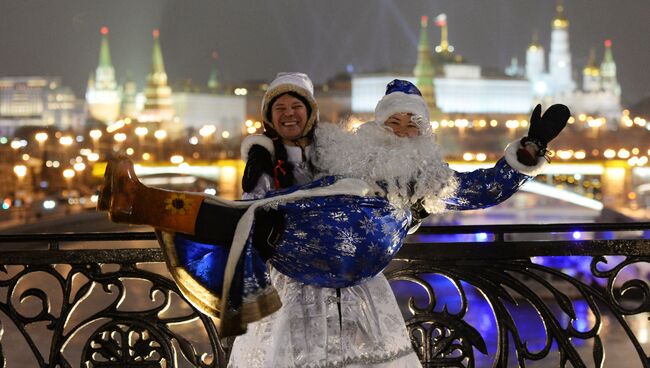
left=158, top=155, right=536, bottom=337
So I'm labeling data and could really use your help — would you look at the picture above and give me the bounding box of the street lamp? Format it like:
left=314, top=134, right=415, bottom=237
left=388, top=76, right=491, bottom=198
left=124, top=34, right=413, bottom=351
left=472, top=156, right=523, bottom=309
left=114, top=133, right=127, bottom=143
left=89, top=129, right=102, bottom=151
left=199, top=125, right=216, bottom=159
left=13, top=165, right=27, bottom=179
left=63, top=169, right=75, bottom=190
left=135, top=127, right=149, bottom=152
left=154, top=129, right=167, bottom=160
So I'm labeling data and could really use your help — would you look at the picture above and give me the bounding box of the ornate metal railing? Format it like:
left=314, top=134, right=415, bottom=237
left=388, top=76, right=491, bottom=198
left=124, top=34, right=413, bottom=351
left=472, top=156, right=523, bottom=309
left=0, top=222, right=648, bottom=367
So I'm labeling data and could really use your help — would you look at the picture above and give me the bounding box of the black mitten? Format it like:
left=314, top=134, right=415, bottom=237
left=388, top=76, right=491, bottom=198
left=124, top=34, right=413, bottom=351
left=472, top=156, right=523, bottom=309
left=518, top=104, right=571, bottom=165
left=242, top=145, right=274, bottom=193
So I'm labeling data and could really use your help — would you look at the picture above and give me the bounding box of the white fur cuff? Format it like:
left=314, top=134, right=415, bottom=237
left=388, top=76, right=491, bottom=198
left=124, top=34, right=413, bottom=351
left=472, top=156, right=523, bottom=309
left=240, top=135, right=275, bottom=162
left=504, top=139, right=547, bottom=176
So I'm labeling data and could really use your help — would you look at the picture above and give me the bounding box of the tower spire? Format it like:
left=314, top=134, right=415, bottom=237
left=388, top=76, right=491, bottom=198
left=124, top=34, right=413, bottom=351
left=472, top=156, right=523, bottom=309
left=413, top=15, right=438, bottom=114
left=433, top=13, right=453, bottom=54
left=582, top=48, right=601, bottom=92
left=150, top=29, right=166, bottom=76
left=141, top=29, right=174, bottom=123
left=207, top=51, right=220, bottom=92
left=99, top=26, right=112, bottom=68
left=553, top=3, right=569, bottom=29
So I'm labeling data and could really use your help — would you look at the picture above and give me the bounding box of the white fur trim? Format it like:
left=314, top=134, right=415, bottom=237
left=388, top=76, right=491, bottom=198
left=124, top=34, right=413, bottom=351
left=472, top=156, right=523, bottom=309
left=374, top=92, right=429, bottom=126
left=240, top=135, right=275, bottom=162
left=504, top=139, right=547, bottom=176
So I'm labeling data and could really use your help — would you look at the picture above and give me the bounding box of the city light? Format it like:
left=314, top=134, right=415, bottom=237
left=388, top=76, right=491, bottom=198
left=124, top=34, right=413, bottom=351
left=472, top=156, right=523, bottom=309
left=73, top=162, right=86, bottom=171
left=135, top=127, right=149, bottom=137
left=222, top=131, right=230, bottom=139
left=106, top=120, right=125, bottom=133
left=170, top=155, right=184, bottom=164
left=154, top=129, right=167, bottom=140
left=63, top=169, right=75, bottom=179
left=617, top=149, right=630, bottom=159
left=603, top=149, right=616, bottom=159
left=13, top=165, right=27, bottom=178
left=89, top=129, right=103, bottom=140
left=199, top=125, right=216, bottom=137
left=114, top=133, right=127, bottom=142
left=59, top=136, right=74, bottom=146
left=35, top=132, right=48, bottom=143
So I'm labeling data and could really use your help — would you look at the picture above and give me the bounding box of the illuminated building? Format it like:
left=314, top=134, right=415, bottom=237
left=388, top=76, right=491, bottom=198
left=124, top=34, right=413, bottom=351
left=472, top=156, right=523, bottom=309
left=172, top=92, right=246, bottom=138
left=85, top=27, right=121, bottom=124
left=353, top=14, right=533, bottom=115
left=353, top=7, right=623, bottom=121
left=0, top=77, right=82, bottom=136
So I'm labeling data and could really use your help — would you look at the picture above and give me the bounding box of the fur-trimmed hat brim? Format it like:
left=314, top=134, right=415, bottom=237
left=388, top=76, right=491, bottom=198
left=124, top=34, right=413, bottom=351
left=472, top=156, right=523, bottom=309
left=374, top=91, right=429, bottom=126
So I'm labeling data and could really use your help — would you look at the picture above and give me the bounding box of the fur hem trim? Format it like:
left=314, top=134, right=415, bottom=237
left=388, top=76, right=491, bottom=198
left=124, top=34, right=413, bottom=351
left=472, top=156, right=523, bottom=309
left=374, top=92, right=429, bottom=125
left=504, top=139, right=547, bottom=176
left=240, top=135, right=275, bottom=162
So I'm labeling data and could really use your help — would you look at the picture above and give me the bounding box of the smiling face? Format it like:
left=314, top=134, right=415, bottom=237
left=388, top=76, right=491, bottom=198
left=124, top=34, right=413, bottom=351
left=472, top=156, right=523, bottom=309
left=384, top=113, right=420, bottom=138
left=270, top=93, right=309, bottom=143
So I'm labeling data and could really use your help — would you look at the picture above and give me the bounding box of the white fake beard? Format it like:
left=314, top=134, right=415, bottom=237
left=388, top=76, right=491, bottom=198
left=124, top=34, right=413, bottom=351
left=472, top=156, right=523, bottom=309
left=312, top=122, right=458, bottom=214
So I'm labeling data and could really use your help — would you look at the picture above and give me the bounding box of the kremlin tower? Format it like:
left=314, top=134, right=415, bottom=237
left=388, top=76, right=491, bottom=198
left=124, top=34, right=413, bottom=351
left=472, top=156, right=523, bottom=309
left=525, top=32, right=545, bottom=84
left=600, top=39, right=621, bottom=96
left=86, top=26, right=121, bottom=123
left=548, top=4, right=575, bottom=95
left=582, top=48, right=600, bottom=92
left=413, top=16, right=438, bottom=114
left=139, top=29, right=175, bottom=123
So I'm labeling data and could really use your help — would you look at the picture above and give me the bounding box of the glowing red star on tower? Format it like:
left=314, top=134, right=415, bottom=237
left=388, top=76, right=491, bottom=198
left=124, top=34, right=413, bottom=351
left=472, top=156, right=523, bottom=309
left=100, top=26, right=109, bottom=35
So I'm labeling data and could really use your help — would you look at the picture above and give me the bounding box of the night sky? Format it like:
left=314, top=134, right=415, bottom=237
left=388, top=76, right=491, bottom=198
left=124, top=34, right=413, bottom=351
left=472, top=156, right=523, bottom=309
left=1, top=0, right=648, bottom=105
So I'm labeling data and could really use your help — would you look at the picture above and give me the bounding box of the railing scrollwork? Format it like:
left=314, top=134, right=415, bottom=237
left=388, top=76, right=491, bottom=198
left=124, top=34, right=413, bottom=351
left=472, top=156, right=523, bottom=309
left=0, top=223, right=648, bottom=367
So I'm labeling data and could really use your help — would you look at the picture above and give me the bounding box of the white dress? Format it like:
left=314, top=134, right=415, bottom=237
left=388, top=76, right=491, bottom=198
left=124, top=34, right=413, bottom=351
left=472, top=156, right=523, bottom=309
left=229, top=145, right=421, bottom=368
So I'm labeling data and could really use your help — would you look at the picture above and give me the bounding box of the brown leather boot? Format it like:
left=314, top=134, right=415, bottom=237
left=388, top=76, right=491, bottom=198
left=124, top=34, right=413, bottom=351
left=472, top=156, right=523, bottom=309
left=106, top=158, right=205, bottom=235
left=96, top=160, right=113, bottom=211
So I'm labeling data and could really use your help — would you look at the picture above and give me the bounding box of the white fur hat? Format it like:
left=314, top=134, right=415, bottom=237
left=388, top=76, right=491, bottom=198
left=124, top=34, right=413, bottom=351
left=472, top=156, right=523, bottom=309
left=374, top=79, right=430, bottom=130
left=261, top=72, right=318, bottom=138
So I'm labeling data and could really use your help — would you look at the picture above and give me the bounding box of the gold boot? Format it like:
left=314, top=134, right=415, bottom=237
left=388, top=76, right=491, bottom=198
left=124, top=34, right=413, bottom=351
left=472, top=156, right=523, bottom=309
left=106, top=158, right=205, bottom=235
